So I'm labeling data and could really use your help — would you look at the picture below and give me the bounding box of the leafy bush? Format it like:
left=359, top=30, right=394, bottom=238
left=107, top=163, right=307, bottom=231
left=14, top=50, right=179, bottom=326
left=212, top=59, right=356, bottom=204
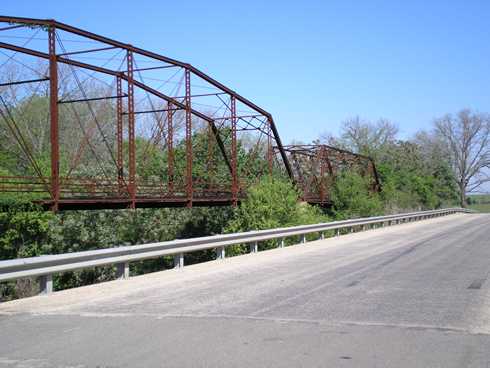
left=330, top=172, right=383, bottom=219
left=226, top=177, right=328, bottom=254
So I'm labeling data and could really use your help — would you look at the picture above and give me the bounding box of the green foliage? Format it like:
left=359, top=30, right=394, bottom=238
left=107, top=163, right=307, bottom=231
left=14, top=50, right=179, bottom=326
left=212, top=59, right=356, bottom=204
left=227, top=177, right=326, bottom=232
left=225, top=177, right=328, bottom=254
left=226, top=177, right=299, bottom=232
left=0, top=200, right=55, bottom=301
left=375, top=143, right=458, bottom=211
left=0, top=200, right=54, bottom=260
left=330, top=172, right=383, bottom=219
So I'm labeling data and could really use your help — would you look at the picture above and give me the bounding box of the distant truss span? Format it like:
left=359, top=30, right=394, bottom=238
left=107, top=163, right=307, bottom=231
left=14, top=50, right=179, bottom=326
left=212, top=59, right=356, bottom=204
left=275, top=145, right=381, bottom=205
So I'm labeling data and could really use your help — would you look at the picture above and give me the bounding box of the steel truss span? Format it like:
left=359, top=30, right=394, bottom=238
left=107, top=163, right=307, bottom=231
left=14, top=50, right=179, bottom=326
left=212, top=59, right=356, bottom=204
left=0, top=16, right=379, bottom=211
left=0, top=16, right=294, bottom=210
left=275, top=145, right=381, bottom=205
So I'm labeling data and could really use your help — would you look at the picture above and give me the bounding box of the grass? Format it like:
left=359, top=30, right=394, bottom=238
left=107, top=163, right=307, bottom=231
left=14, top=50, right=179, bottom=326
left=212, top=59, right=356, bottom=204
left=468, top=203, right=490, bottom=213
left=467, top=194, right=490, bottom=213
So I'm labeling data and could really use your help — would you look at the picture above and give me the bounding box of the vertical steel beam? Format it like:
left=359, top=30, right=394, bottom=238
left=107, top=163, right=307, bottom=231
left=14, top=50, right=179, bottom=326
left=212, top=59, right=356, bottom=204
left=48, top=25, right=60, bottom=212
left=185, top=68, right=193, bottom=207
left=230, top=96, right=238, bottom=206
left=319, top=146, right=326, bottom=203
left=126, top=51, right=136, bottom=209
left=116, top=76, right=124, bottom=194
left=267, top=119, right=273, bottom=176
left=206, top=123, right=214, bottom=188
left=324, top=146, right=334, bottom=176
left=167, top=101, right=174, bottom=195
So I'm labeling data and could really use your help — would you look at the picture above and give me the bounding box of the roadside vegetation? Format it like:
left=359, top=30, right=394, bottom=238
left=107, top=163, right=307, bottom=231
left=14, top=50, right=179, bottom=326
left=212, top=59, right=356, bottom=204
left=467, top=194, right=490, bottom=213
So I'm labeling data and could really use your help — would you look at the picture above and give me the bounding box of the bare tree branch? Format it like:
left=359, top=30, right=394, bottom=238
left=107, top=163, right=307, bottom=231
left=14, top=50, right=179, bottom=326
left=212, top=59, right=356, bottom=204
left=434, top=109, right=490, bottom=207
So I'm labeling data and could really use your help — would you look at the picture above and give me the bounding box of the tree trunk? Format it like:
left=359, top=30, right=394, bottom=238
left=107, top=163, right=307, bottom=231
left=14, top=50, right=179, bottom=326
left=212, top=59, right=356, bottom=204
left=459, top=182, right=467, bottom=208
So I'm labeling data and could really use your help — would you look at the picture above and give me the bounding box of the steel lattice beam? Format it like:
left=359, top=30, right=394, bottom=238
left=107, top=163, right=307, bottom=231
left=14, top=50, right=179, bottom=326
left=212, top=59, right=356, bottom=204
left=0, top=15, right=294, bottom=210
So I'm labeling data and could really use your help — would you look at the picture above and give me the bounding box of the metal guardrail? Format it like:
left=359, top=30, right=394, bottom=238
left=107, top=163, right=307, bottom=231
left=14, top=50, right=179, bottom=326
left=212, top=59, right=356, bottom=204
left=0, top=208, right=469, bottom=294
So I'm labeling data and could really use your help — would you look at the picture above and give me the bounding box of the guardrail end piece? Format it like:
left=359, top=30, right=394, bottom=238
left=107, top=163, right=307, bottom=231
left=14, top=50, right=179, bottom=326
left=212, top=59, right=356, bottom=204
left=39, top=274, right=53, bottom=295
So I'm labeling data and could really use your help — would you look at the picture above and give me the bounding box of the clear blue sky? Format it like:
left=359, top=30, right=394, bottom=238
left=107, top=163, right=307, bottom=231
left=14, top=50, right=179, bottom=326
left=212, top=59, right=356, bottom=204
left=3, top=0, right=490, bottom=144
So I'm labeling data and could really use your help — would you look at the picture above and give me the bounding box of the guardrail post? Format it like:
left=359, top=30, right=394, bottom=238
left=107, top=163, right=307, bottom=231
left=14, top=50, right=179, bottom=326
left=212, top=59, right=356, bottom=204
left=320, top=232, right=325, bottom=240
left=250, top=241, right=258, bottom=253
left=174, top=253, right=184, bottom=269
left=216, top=246, right=225, bottom=260
left=116, top=262, right=129, bottom=279
left=39, top=274, right=53, bottom=294
left=336, top=229, right=340, bottom=236
left=279, top=237, right=285, bottom=248
left=301, top=234, right=306, bottom=244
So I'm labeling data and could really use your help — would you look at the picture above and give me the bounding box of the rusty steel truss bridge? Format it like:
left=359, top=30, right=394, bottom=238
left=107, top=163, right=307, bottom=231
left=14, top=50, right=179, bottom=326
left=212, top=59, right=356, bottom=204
left=0, top=16, right=380, bottom=211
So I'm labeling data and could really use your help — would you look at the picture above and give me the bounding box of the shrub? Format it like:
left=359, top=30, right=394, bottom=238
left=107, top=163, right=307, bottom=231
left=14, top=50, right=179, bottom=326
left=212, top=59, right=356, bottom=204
left=226, top=177, right=328, bottom=254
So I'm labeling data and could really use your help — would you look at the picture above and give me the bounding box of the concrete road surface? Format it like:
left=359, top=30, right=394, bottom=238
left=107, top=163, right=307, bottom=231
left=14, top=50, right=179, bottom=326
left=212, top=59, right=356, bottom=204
left=1, top=213, right=489, bottom=367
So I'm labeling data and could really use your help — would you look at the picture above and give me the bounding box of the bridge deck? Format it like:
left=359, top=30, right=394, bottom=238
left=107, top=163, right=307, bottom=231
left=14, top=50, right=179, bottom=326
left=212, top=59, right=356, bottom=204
left=1, top=213, right=489, bottom=367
